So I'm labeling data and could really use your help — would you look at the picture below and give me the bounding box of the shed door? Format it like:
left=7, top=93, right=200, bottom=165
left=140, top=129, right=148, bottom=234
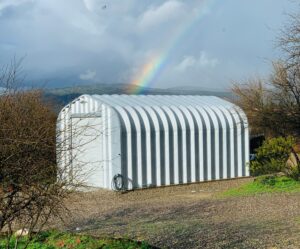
left=71, top=117, right=104, bottom=188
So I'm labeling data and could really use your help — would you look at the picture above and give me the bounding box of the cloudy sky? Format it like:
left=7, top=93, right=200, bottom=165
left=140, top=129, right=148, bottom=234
left=0, top=0, right=297, bottom=89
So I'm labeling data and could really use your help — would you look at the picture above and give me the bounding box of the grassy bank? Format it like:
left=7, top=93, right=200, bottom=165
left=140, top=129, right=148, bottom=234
left=0, top=231, right=154, bottom=249
left=220, top=175, right=300, bottom=197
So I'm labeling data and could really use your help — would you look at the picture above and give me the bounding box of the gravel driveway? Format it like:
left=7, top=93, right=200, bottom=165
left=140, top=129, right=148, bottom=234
left=59, top=178, right=300, bottom=249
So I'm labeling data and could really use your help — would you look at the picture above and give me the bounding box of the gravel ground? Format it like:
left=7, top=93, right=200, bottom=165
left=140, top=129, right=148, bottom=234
left=59, top=178, right=300, bottom=249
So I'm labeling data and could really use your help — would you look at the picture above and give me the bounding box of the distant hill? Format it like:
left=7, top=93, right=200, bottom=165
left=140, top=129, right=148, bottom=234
left=44, top=83, right=233, bottom=108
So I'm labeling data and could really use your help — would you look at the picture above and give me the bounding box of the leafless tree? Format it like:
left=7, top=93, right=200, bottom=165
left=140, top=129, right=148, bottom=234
left=232, top=9, right=300, bottom=177
left=232, top=77, right=275, bottom=136
left=278, top=12, right=300, bottom=69
left=0, top=59, right=91, bottom=249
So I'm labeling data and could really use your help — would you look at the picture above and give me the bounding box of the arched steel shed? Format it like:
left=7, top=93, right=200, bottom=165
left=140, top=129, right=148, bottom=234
left=57, top=95, right=249, bottom=190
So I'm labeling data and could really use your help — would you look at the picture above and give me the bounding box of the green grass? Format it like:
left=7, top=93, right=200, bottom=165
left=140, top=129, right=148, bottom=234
left=0, top=230, right=153, bottom=249
left=295, top=216, right=300, bottom=225
left=220, top=175, right=300, bottom=197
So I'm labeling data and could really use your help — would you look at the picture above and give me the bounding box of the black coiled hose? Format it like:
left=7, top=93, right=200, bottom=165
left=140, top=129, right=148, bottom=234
left=112, top=174, right=124, bottom=191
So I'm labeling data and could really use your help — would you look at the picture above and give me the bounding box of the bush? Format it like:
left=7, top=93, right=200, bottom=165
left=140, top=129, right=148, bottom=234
left=0, top=59, right=86, bottom=248
left=250, top=136, right=295, bottom=176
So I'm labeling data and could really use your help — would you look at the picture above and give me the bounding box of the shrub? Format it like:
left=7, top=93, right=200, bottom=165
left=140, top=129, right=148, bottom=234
left=250, top=136, right=295, bottom=176
left=0, top=60, right=83, bottom=248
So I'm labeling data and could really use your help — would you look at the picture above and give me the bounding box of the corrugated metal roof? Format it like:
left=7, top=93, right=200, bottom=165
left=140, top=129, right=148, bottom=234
left=89, top=94, right=234, bottom=107
left=62, top=94, right=234, bottom=107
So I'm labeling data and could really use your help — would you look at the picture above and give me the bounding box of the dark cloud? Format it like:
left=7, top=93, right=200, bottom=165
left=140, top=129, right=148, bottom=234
left=0, top=0, right=296, bottom=89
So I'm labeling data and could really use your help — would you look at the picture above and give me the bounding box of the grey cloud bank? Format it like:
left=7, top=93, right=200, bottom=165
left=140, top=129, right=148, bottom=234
left=0, top=0, right=296, bottom=89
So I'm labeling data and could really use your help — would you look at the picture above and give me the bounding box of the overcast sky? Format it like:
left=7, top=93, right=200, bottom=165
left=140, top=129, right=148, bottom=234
left=0, top=0, right=297, bottom=89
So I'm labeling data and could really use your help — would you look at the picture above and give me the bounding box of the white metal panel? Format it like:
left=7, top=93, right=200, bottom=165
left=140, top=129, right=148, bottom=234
left=178, top=104, right=196, bottom=183
left=111, top=105, right=133, bottom=189
left=71, top=116, right=103, bottom=187
left=166, top=102, right=188, bottom=183
left=143, top=96, right=170, bottom=186
left=209, top=96, right=250, bottom=177
left=112, top=95, right=153, bottom=188
left=159, top=105, right=180, bottom=184
left=156, top=96, right=194, bottom=183
left=138, top=103, right=160, bottom=187
left=191, top=97, right=223, bottom=180
left=184, top=105, right=204, bottom=181
left=209, top=102, right=235, bottom=179
left=116, top=96, right=143, bottom=188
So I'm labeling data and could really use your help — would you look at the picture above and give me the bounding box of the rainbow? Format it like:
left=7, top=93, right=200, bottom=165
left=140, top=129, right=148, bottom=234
left=127, top=0, right=215, bottom=94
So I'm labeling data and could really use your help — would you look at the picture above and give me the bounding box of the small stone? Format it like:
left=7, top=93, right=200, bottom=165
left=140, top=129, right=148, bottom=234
left=14, top=228, right=29, bottom=237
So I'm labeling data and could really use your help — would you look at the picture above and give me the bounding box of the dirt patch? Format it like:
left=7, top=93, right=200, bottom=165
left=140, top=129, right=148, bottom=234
left=57, top=178, right=300, bottom=249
